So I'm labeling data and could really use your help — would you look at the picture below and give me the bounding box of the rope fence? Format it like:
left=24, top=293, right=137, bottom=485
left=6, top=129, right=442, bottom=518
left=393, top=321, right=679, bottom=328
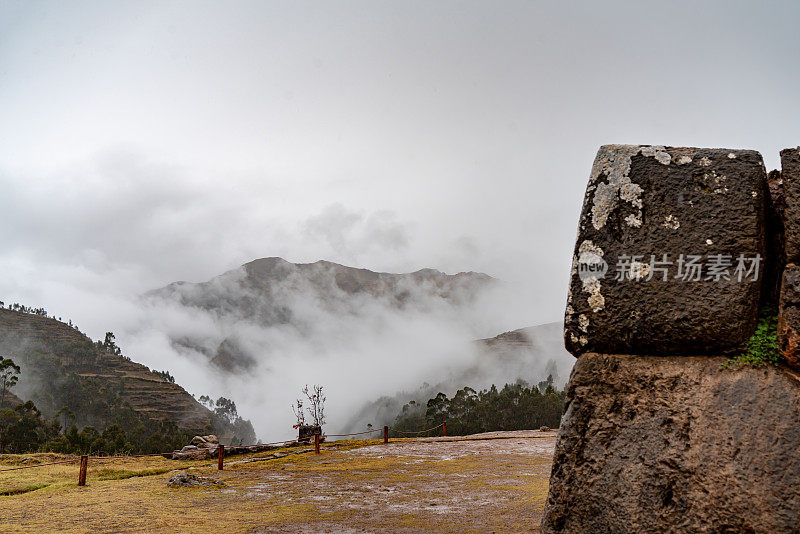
left=0, top=458, right=81, bottom=472
left=324, top=428, right=383, bottom=437
left=0, top=421, right=449, bottom=485
left=388, top=422, right=447, bottom=436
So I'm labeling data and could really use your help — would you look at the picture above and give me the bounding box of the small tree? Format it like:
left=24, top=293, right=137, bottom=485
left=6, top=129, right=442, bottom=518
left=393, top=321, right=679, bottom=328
left=291, top=398, right=305, bottom=428
left=0, top=358, right=21, bottom=408
left=302, top=384, right=326, bottom=427
left=103, top=332, right=122, bottom=356
left=198, top=395, right=214, bottom=410
left=214, top=397, right=239, bottom=425
left=55, top=406, right=76, bottom=432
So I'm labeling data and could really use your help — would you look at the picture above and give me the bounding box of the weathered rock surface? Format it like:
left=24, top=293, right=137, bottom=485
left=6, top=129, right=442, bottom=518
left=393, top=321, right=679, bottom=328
left=167, top=472, right=227, bottom=487
left=541, top=353, right=800, bottom=533
left=191, top=434, right=219, bottom=447
left=781, top=147, right=800, bottom=263
left=565, top=145, right=767, bottom=356
left=171, top=446, right=217, bottom=460
left=779, top=264, right=800, bottom=370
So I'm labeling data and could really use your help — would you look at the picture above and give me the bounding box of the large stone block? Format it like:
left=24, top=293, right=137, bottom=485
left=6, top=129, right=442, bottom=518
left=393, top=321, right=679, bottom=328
left=778, top=263, right=800, bottom=369
left=565, top=145, right=767, bottom=356
left=541, top=353, right=800, bottom=533
left=782, top=147, right=800, bottom=263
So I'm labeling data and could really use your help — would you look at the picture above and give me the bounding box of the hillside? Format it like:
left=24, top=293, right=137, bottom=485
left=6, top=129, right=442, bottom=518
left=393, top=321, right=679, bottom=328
left=476, top=322, right=568, bottom=382
left=341, top=322, right=571, bottom=433
left=0, top=308, right=243, bottom=439
left=145, top=257, right=496, bottom=372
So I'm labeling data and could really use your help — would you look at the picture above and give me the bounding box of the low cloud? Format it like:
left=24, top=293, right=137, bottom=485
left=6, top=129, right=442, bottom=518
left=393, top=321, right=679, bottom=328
left=302, top=204, right=410, bottom=265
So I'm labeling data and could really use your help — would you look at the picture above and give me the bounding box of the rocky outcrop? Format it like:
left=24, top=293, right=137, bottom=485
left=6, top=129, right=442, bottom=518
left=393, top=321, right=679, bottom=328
left=191, top=434, right=219, bottom=447
left=167, top=472, right=227, bottom=487
left=565, top=145, right=766, bottom=356
left=541, top=353, right=800, bottom=533
left=170, top=434, right=221, bottom=459
left=168, top=434, right=300, bottom=460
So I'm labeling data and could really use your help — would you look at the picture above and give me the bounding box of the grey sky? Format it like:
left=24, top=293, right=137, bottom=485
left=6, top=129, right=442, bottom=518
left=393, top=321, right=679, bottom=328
left=2, top=0, right=800, bottom=333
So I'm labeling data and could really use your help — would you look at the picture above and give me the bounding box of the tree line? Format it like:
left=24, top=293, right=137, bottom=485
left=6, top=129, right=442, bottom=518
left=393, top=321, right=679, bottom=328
left=391, top=375, right=566, bottom=436
left=0, top=351, right=191, bottom=455
left=0, top=397, right=190, bottom=455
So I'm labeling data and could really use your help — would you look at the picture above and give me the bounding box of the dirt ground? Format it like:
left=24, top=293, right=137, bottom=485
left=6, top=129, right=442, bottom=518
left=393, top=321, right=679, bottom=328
left=0, top=430, right=557, bottom=533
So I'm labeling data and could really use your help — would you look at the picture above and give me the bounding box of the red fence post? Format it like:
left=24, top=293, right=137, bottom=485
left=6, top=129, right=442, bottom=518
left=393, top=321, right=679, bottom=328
left=443, top=421, right=447, bottom=437
left=383, top=426, right=389, bottom=444
left=78, top=455, right=88, bottom=486
left=218, top=444, right=224, bottom=470
left=314, top=433, right=320, bottom=454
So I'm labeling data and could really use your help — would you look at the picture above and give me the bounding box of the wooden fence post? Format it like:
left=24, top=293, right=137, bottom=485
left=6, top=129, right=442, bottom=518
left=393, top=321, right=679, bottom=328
left=314, top=433, right=320, bottom=454
left=218, top=444, right=224, bottom=470
left=383, top=426, right=388, bottom=444
left=443, top=421, right=447, bottom=437
left=78, top=455, right=88, bottom=486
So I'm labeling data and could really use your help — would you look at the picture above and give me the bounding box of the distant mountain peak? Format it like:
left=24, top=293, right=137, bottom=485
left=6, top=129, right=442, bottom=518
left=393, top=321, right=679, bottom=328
left=145, top=257, right=496, bottom=372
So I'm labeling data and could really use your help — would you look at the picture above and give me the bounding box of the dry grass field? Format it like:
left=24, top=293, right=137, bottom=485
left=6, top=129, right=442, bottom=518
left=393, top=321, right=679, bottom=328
left=0, top=430, right=556, bottom=533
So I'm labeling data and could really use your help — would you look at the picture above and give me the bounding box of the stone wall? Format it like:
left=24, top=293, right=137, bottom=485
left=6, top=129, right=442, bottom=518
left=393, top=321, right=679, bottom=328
left=544, top=145, right=800, bottom=533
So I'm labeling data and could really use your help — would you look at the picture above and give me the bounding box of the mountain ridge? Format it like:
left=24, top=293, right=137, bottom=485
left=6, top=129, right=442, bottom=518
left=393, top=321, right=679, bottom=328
left=144, top=256, right=498, bottom=372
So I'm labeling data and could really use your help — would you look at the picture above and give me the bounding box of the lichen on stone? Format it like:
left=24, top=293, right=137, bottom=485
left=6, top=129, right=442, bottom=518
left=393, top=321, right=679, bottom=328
left=591, top=181, right=620, bottom=230
left=582, top=277, right=605, bottom=312
left=640, top=145, right=671, bottom=165
left=578, top=314, right=589, bottom=333
left=624, top=212, right=643, bottom=228
left=578, top=240, right=602, bottom=255
left=663, top=214, right=680, bottom=230
left=619, top=182, right=643, bottom=208
left=704, top=171, right=728, bottom=194
left=589, top=145, right=673, bottom=231
left=629, top=260, right=650, bottom=281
